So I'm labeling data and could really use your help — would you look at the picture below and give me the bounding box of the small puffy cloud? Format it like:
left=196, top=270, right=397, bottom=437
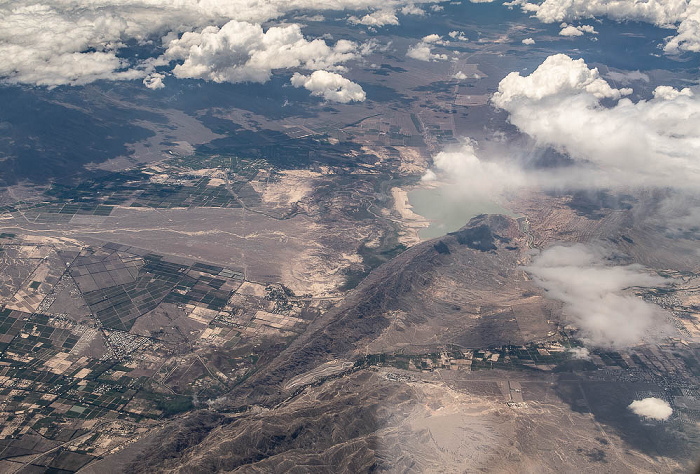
left=628, top=398, right=673, bottom=421
left=401, top=4, right=425, bottom=15
left=578, top=24, right=598, bottom=34
left=522, top=37, right=536, bottom=44
left=507, top=0, right=700, bottom=54
left=452, top=71, right=468, bottom=80
left=422, top=34, right=449, bottom=44
left=143, top=72, right=165, bottom=90
left=406, top=43, right=447, bottom=61
left=524, top=244, right=671, bottom=349
left=492, top=54, right=700, bottom=189
left=407, top=35, right=449, bottom=61
left=559, top=23, right=598, bottom=36
left=165, top=21, right=359, bottom=84
left=290, top=70, right=366, bottom=103
left=559, top=25, right=583, bottom=36
left=653, top=85, right=694, bottom=100
left=449, top=30, right=469, bottom=41
left=407, top=44, right=438, bottom=60
left=348, top=9, right=399, bottom=27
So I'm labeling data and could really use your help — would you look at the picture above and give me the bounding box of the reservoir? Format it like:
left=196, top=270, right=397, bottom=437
left=408, top=184, right=514, bottom=240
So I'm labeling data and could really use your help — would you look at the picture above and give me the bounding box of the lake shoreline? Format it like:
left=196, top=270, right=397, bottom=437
left=406, top=181, right=515, bottom=240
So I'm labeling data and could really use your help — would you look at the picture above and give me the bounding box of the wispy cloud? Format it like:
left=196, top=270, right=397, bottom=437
left=524, top=244, right=673, bottom=349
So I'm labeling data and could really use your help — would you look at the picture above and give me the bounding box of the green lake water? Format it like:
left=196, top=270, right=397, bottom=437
left=408, top=185, right=514, bottom=240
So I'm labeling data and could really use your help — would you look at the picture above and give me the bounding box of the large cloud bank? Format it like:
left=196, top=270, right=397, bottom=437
left=628, top=397, right=673, bottom=420
left=425, top=55, right=700, bottom=195
left=165, top=22, right=359, bottom=84
left=506, top=0, right=700, bottom=53
left=0, top=0, right=440, bottom=88
left=492, top=54, right=700, bottom=189
left=524, top=244, right=671, bottom=349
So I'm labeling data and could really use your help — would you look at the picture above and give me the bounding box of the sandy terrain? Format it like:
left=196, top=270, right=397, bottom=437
left=390, top=186, right=429, bottom=247
left=395, top=146, right=430, bottom=175
left=251, top=169, right=321, bottom=209
left=3, top=206, right=357, bottom=297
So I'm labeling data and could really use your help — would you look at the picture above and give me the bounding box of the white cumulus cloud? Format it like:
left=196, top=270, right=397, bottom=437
left=401, top=4, right=426, bottom=15
left=506, top=0, right=700, bottom=54
left=165, top=21, right=359, bottom=84
left=290, top=70, right=366, bottom=103
left=407, top=35, right=449, bottom=61
left=0, top=0, right=446, bottom=87
left=422, top=33, right=448, bottom=45
left=449, top=30, right=469, bottom=41
left=143, top=72, right=165, bottom=90
left=0, top=2, right=154, bottom=87
left=628, top=397, right=673, bottom=420
left=493, top=54, right=629, bottom=103
left=492, top=54, right=700, bottom=189
left=559, top=25, right=584, bottom=36
left=559, top=23, right=598, bottom=36
left=348, top=9, right=400, bottom=27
